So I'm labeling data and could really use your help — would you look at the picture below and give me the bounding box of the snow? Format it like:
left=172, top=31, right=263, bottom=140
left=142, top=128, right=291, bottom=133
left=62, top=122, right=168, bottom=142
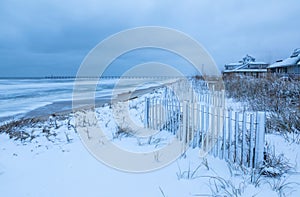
left=224, top=69, right=267, bottom=73
left=224, top=55, right=268, bottom=72
left=0, top=125, right=226, bottom=196
left=268, top=55, right=300, bottom=68
left=226, top=62, right=243, bottom=66
left=248, top=61, right=268, bottom=65
left=0, top=88, right=300, bottom=196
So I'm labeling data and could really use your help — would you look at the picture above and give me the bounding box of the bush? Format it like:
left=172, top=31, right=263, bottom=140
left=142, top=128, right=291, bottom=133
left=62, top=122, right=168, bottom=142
left=260, top=146, right=293, bottom=178
left=223, top=75, right=300, bottom=135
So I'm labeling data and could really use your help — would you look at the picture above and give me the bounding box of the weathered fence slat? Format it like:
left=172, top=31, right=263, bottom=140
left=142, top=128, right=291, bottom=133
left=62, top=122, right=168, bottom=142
left=200, top=104, right=205, bottom=149
left=222, top=109, right=227, bottom=160
left=255, top=112, right=266, bottom=168
left=144, top=97, right=149, bottom=128
left=234, top=112, right=239, bottom=163
left=249, top=114, right=254, bottom=168
left=144, top=85, right=265, bottom=169
left=216, top=107, right=221, bottom=158
left=241, top=112, right=247, bottom=166
left=228, top=110, right=233, bottom=162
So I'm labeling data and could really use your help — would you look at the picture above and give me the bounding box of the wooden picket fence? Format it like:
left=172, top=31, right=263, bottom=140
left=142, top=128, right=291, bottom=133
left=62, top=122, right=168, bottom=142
left=143, top=83, right=266, bottom=169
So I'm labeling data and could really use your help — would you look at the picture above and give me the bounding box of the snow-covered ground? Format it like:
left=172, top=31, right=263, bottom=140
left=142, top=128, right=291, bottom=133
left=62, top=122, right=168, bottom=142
left=0, top=89, right=299, bottom=196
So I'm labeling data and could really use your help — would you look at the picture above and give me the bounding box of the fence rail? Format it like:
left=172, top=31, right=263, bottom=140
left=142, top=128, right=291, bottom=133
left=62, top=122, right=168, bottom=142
left=144, top=84, right=266, bottom=169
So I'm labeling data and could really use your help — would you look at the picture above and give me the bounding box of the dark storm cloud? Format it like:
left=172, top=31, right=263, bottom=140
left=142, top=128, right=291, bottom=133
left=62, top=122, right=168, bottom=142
left=0, top=0, right=299, bottom=76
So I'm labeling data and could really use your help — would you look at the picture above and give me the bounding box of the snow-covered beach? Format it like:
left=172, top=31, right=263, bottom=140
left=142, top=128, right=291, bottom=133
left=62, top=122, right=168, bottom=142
left=1, top=0, right=300, bottom=196
left=0, top=78, right=168, bottom=122
left=1, top=78, right=300, bottom=196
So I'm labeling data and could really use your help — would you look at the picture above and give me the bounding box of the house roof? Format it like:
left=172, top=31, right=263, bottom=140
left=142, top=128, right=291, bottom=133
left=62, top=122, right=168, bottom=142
left=249, top=61, right=268, bottom=65
left=224, top=55, right=268, bottom=72
left=268, top=49, right=300, bottom=69
left=225, top=62, right=243, bottom=66
left=223, top=69, right=267, bottom=73
left=225, top=61, right=268, bottom=72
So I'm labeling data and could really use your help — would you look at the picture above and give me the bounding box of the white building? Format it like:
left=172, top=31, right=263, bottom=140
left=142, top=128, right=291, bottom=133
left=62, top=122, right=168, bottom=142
left=223, top=55, right=269, bottom=77
left=267, top=48, right=300, bottom=76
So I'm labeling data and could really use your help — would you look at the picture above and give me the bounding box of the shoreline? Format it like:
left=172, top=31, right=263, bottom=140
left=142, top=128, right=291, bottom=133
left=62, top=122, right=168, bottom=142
left=0, top=84, right=167, bottom=125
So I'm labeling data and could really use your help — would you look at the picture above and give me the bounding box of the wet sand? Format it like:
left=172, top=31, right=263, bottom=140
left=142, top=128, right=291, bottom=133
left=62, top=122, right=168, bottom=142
left=19, top=85, right=161, bottom=120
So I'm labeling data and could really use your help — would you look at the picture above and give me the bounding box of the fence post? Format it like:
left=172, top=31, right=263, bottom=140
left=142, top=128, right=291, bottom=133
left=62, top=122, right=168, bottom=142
left=156, top=98, right=159, bottom=130
left=255, top=112, right=266, bottom=168
left=211, top=106, right=216, bottom=156
left=191, top=101, right=195, bottom=147
left=228, top=110, right=232, bottom=162
left=200, top=104, right=205, bottom=149
left=164, top=87, right=168, bottom=128
left=182, top=101, right=188, bottom=145
left=195, top=103, right=201, bottom=148
left=170, top=97, right=173, bottom=134
left=216, top=91, right=219, bottom=107
left=222, top=109, right=227, bottom=160
left=161, top=97, right=165, bottom=127
left=234, top=112, right=239, bottom=163
left=219, top=91, right=222, bottom=107
left=178, top=101, right=183, bottom=141
left=205, top=105, right=210, bottom=152
left=186, top=101, right=190, bottom=146
left=144, top=97, right=149, bottom=128
left=160, top=98, right=163, bottom=129
left=216, top=107, right=221, bottom=158
left=149, top=98, right=151, bottom=129
left=169, top=97, right=172, bottom=134
left=175, top=97, right=179, bottom=135
left=249, top=114, right=254, bottom=168
left=241, top=111, right=247, bottom=166
left=221, top=90, right=225, bottom=107
left=152, top=98, right=155, bottom=130
left=154, top=98, right=157, bottom=130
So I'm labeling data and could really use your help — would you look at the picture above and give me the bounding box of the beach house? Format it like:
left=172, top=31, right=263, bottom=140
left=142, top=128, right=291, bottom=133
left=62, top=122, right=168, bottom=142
left=223, top=55, right=269, bottom=77
left=267, top=48, right=300, bottom=77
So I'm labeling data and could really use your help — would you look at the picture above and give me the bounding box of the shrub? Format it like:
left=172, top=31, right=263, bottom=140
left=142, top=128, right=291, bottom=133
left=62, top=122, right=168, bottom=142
left=223, top=75, right=300, bottom=135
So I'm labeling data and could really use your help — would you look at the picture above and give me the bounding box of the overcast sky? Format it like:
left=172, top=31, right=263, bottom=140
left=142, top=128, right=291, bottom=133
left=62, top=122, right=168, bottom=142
left=0, top=0, right=299, bottom=77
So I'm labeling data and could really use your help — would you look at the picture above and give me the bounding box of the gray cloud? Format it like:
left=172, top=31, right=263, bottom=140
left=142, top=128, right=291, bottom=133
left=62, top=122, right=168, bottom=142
left=0, top=0, right=299, bottom=76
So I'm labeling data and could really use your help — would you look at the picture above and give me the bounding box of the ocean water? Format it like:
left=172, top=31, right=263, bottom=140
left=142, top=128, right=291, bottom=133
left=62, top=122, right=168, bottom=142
left=0, top=78, right=162, bottom=122
left=0, top=79, right=68, bottom=117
